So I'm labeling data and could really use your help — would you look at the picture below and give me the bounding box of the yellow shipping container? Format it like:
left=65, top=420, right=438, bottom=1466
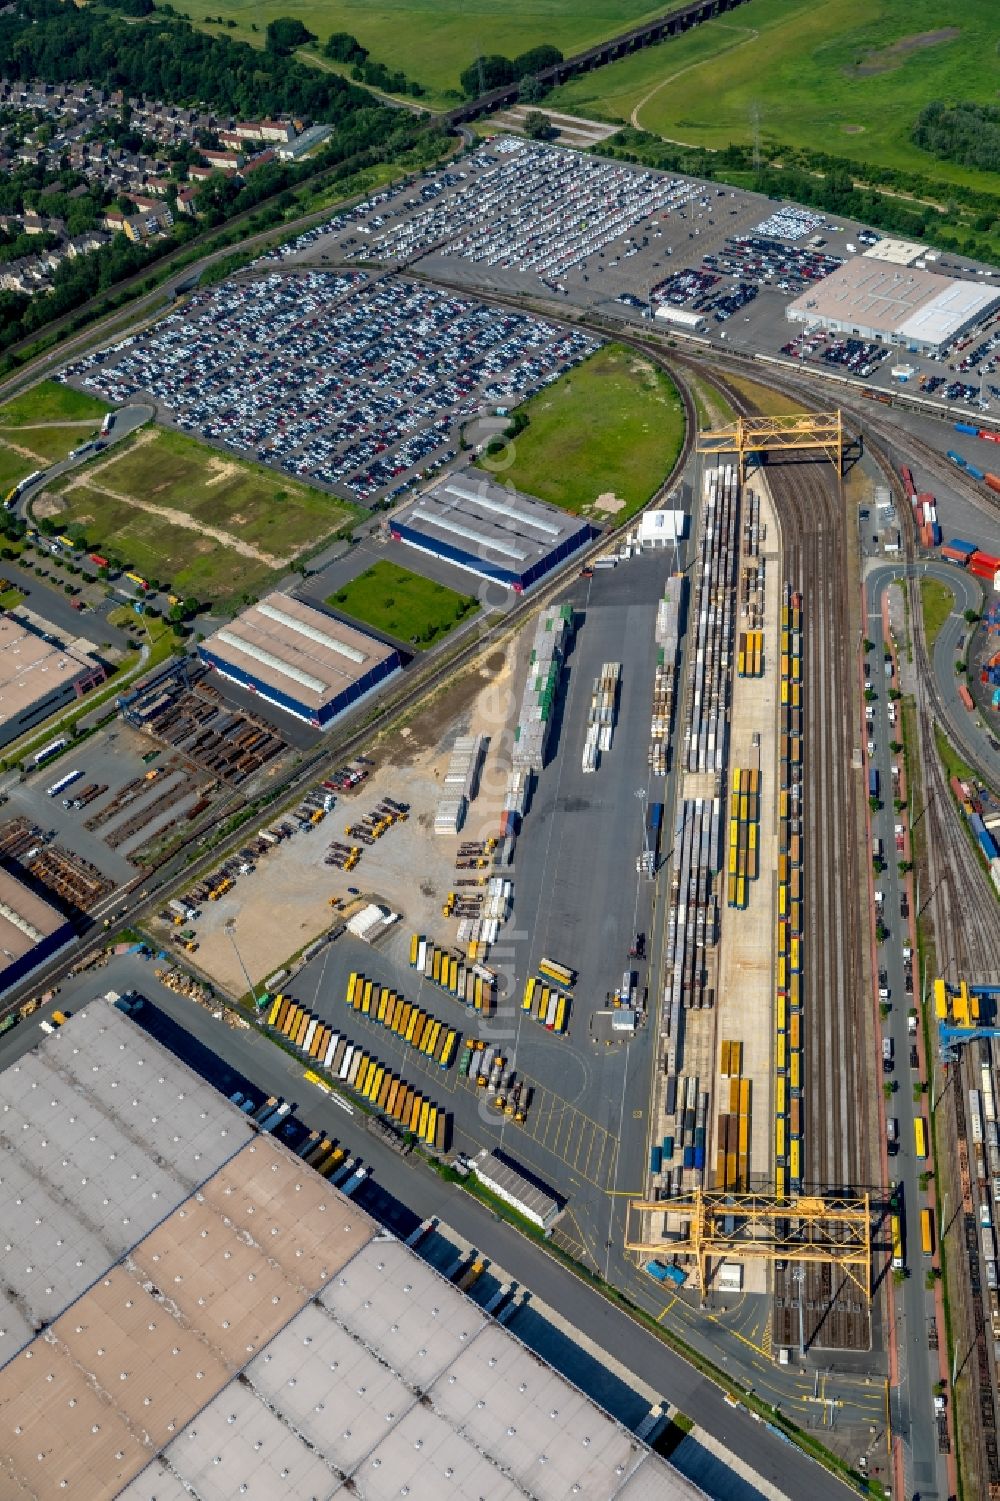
left=417, top=1100, right=431, bottom=1140
left=721, top=1039, right=731, bottom=1076
left=523, top=977, right=535, bottom=1011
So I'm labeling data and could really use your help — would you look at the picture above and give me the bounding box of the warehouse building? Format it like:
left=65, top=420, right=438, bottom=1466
left=0, top=868, right=73, bottom=993
left=198, top=591, right=399, bottom=728
left=786, top=258, right=1000, bottom=356
left=0, top=999, right=708, bottom=1500
left=0, top=612, right=105, bottom=749
left=391, top=473, right=593, bottom=592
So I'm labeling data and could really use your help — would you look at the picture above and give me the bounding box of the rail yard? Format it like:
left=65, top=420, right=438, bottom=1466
left=1, top=122, right=999, bottom=1501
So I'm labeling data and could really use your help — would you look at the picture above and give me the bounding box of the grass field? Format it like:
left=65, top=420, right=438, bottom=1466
left=0, top=380, right=110, bottom=496
left=44, top=428, right=358, bottom=605
left=478, top=344, right=684, bottom=520
left=920, top=577, right=955, bottom=648
left=548, top=0, right=1000, bottom=195
left=183, top=0, right=673, bottom=105
left=326, top=560, right=478, bottom=647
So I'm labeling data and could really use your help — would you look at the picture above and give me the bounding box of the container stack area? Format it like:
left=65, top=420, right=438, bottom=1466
left=775, top=586, right=805, bottom=1198
left=512, top=604, right=573, bottom=776
left=582, top=661, right=621, bottom=773
left=715, top=1040, right=752, bottom=1190
left=683, top=463, right=739, bottom=775
left=409, top=932, right=496, bottom=1015
left=435, top=733, right=486, bottom=835
left=650, top=575, right=686, bottom=776
left=521, top=975, right=571, bottom=1034
left=726, top=767, right=760, bottom=910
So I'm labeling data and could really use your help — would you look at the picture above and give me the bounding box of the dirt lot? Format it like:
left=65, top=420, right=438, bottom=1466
left=168, top=642, right=517, bottom=995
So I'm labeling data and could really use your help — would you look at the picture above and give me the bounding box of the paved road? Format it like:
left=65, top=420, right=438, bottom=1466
left=861, top=581, right=948, bottom=1501
left=866, top=560, right=1000, bottom=786
left=1, top=955, right=856, bottom=1501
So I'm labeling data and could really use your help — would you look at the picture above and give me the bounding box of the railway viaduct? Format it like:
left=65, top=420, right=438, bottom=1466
left=445, top=0, right=752, bottom=126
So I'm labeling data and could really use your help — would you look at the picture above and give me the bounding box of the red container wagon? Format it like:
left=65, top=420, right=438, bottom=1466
left=985, top=473, right=1000, bottom=495
left=900, top=465, right=916, bottom=498
left=979, top=430, right=1000, bottom=443
left=970, top=552, right=1000, bottom=580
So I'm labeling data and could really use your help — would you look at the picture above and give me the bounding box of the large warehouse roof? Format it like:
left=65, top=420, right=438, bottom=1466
left=787, top=258, right=1000, bottom=350
left=0, top=867, right=67, bottom=962
left=0, top=614, right=96, bottom=730
left=394, top=472, right=589, bottom=585
left=0, top=1000, right=707, bottom=1501
left=200, top=591, right=396, bottom=714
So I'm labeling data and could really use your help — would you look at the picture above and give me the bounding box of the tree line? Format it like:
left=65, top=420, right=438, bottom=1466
left=912, top=101, right=1000, bottom=175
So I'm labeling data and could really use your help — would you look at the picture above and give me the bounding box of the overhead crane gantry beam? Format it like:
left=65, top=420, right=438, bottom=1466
left=697, top=411, right=844, bottom=482
left=626, top=1189, right=872, bottom=1298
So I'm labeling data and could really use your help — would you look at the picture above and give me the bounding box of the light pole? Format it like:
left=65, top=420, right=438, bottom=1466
left=225, top=918, right=258, bottom=1008
left=793, top=1267, right=807, bottom=1361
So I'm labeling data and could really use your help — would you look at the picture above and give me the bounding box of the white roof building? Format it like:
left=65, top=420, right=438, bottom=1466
left=786, top=258, right=1000, bottom=355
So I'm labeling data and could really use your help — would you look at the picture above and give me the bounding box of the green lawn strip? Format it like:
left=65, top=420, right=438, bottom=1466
left=477, top=343, right=685, bottom=521
left=0, top=587, right=25, bottom=610
left=919, top=577, right=954, bottom=649
left=933, top=722, right=976, bottom=785
left=548, top=0, right=1000, bottom=196
left=327, top=560, right=479, bottom=648
left=0, top=380, right=109, bottom=427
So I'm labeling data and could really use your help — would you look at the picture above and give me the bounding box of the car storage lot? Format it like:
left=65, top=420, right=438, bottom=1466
left=61, top=269, right=598, bottom=507
left=281, top=135, right=1000, bottom=418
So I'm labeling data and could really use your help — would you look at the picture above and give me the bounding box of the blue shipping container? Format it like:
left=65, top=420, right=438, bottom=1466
left=931, top=523, right=942, bottom=547
left=955, top=421, right=979, bottom=435
left=683, top=1145, right=695, bottom=1169
left=869, top=768, right=879, bottom=799
left=947, top=539, right=978, bottom=557
left=663, top=1136, right=674, bottom=1158
left=947, top=450, right=968, bottom=468
left=977, top=827, right=999, bottom=861
left=650, top=1146, right=662, bottom=1173
left=968, top=464, right=985, bottom=481
left=693, top=1146, right=706, bottom=1170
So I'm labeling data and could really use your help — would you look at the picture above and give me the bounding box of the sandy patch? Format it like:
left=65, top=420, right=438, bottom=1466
left=593, top=491, right=625, bottom=515
left=204, top=458, right=242, bottom=488
left=32, top=489, right=67, bottom=520
left=853, top=28, right=959, bottom=75
left=841, top=124, right=866, bottom=134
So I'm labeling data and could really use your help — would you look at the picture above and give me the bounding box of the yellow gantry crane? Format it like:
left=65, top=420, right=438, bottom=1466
left=625, top=1188, right=872, bottom=1298
left=697, top=411, right=844, bottom=482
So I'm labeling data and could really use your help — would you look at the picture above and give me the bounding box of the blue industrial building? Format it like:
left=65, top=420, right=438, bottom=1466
left=391, top=474, right=593, bottom=592
left=198, top=593, right=399, bottom=729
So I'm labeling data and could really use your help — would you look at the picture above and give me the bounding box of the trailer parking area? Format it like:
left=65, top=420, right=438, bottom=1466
left=62, top=269, right=599, bottom=507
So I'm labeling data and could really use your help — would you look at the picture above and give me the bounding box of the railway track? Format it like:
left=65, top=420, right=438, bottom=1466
left=702, top=370, right=872, bottom=1353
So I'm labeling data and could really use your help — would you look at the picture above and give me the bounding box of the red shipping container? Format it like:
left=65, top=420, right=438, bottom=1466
left=971, top=552, right=1000, bottom=579
left=941, top=546, right=972, bottom=565
left=958, top=684, right=974, bottom=711
left=979, top=430, right=1000, bottom=443
left=916, top=492, right=934, bottom=503
left=985, top=473, right=1000, bottom=494
left=921, top=524, right=933, bottom=547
